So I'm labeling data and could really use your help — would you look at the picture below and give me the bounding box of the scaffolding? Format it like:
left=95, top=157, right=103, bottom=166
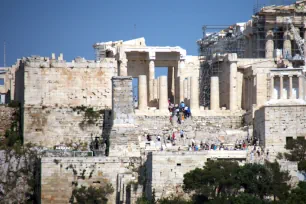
left=197, top=0, right=306, bottom=107
left=197, top=24, right=246, bottom=107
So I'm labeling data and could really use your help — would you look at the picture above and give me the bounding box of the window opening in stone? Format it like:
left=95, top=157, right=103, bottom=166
left=177, top=163, right=181, bottom=166
left=106, top=50, right=114, bottom=58
left=286, top=137, right=293, bottom=149
left=0, top=78, right=4, bottom=86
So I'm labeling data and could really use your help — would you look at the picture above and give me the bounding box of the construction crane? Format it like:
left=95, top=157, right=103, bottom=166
left=285, top=17, right=305, bottom=64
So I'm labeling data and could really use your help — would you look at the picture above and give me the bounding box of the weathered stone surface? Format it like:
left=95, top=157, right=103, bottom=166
left=0, top=106, right=18, bottom=137
left=41, top=157, right=141, bottom=204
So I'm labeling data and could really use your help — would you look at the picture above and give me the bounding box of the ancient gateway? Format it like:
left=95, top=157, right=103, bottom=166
left=1, top=1, right=306, bottom=203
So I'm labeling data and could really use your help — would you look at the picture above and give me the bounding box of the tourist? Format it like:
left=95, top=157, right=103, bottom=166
left=147, top=134, right=152, bottom=141
left=172, top=132, right=176, bottom=141
left=250, top=151, right=254, bottom=161
left=157, top=135, right=161, bottom=141
left=180, top=101, right=185, bottom=110
left=180, top=130, right=184, bottom=138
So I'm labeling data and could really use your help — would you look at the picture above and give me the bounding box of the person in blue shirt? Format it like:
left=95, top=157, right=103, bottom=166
left=180, top=101, right=185, bottom=110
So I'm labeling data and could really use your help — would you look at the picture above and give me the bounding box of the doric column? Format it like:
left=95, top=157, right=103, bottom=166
left=149, top=59, right=155, bottom=101
left=138, top=75, right=148, bottom=110
left=229, top=60, right=238, bottom=110
left=159, top=76, right=168, bottom=111
left=190, top=77, right=199, bottom=111
left=153, top=79, right=158, bottom=100
left=157, top=77, right=160, bottom=100
left=178, top=60, right=185, bottom=77
left=210, top=76, right=220, bottom=110
left=283, top=30, right=292, bottom=59
left=270, top=75, right=274, bottom=100
left=265, top=30, right=274, bottom=59
left=299, top=75, right=304, bottom=99
left=187, top=77, right=191, bottom=100
left=183, top=79, right=188, bottom=100
left=289, top=75, right=293, bottom=99
left=119, top=59, right=128, bottom=76
left=179, top=77, right=184, bottom=102
left=280, top=75, right=284, bottom=99
left=168, top=66, right=174, bottom=101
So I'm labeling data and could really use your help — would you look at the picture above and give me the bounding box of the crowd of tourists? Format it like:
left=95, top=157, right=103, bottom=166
left=168, top=100, right=191, bottom=124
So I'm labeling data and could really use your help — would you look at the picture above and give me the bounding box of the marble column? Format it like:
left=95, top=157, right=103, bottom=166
left=179, top=77, right=184, bottom=102
left=159, top=76, right=168, bottom=111
left=280, top=75, right=284, bottom=99
left=119, top=59, right=128, bottom=76
left=270, top=75, right=274, bottom=100
left=283, top=31, right=292, bottom=58
left=153, top=79, right=158, bottom=100
left=178, top=60, right=185, bottom=77
left=183, top=79, right=188, bottom=100
left=157, top=77, right=160, bottom=100
left=187, top=77, right=191, bottom=100
left=168, top=66, right=174, bottom=101
left=149, top=60, right=155, bottom=101
left=210, top=76, right=220, bottom=110
left=229, top=61, right=238, bottom=110
left=190, top=77, right=199, bottom=111
left=299, top=75, right=304, bottom=99
left=265, top=30, right=274, bottom=59
left=138, top=75, right=147, bottom=110
left=289, top=75, right=293, bottom=99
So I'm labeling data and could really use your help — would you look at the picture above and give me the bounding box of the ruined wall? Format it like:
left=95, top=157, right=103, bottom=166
left=146, top=151, right=247, bottom=200
left=22, top=57, right=117, bottom=147
left=24, top=59, right=116, bottom=107
left=41, top=157, right=141, bottom=204
left=254, top=105, right=306, bottom=152
left=0, top=106, right=18, bottom=137
left=23, top=106, right=103, bottom=148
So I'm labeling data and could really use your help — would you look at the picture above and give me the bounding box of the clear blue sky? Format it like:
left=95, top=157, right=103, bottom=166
left=0, top=0, right=296, bottom=67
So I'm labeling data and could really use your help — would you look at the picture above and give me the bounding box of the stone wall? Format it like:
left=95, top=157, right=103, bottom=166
left=23, top=106, right=104, bottom=147
left=146, top=151, right=247, bottom=200
left=254, top=105, right=306, bottom=153
left=41, top=157, right=142, bottom=204
left=0, top=106, right=18, bottom=137
left=23, top=58, right=116, bottom=107
left=21, top=57, right=117, bottom=147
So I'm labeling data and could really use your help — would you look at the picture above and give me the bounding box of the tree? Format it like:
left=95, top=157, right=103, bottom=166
left=183, top=160, right=240, bottom=201
left=229, top=193, right=267, bottom=204
left=70, top=184, right=114, bottom=204
left=285, top=138, right=306, bottom=175
left=182, top=160, right=291, bottom=203
left=158, top=196, right=193, bottom=204
left=236, top=163, right=272, bottom=199
left=285, top=138, right=306, bottom=162
left=285, top=182, right=306, bottom=204
left=265, top=161, right=290, bottom=201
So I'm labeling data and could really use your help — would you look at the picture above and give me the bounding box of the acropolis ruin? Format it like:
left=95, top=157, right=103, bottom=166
left=1, top=0, right=306, bottom=203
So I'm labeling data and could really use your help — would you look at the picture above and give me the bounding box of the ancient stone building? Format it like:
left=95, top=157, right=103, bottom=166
left=2, top=1, right=306, bottom=203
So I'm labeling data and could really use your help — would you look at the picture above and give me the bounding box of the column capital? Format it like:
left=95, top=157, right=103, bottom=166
left=148, top=51, right=156, bottom=61
left=288, top=75, right=293, bottom=78
left=226, top=53, right=238, bottom=63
